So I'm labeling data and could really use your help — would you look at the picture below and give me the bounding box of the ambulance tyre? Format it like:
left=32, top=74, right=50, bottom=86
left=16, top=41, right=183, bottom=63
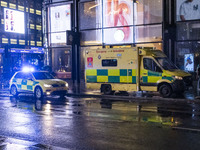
left=102, top=84, right=113, bottom=95
left=10, top=85, right=18, bottom=97
left=159, top=84, right=172, bottom=98
left=34, top=86, right=43, bottom=99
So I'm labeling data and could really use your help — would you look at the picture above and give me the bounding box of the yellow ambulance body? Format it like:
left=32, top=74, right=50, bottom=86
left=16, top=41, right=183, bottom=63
left=85, top=47, right=192, bottom=97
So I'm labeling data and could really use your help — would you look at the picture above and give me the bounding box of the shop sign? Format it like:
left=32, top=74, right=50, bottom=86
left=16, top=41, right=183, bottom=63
left=10, top=48, right=44, bottom=54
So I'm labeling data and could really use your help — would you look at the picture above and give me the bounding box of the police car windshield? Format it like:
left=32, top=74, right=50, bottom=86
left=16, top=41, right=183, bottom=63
left=156, top=57, right=178, bottom=70
left=32, top=72, right=54, bottom=80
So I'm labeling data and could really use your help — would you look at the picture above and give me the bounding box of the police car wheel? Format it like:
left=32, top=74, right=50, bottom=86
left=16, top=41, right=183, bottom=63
left=35, top=87, right=43, bottom=99
left=10, top=85, right=18, bottom=96
left=159, top=84, right=172, bottom=98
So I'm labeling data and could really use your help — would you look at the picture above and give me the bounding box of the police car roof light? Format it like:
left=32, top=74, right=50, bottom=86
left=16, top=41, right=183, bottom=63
left=22, top=66, right=34, bottom=72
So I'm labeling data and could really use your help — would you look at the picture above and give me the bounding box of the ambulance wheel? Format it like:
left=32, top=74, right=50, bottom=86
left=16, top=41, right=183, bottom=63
left=159, top=84, right=172, bottom=98
left=35, top=87, right=43, bottom=99
left=10, top=85, right=18, bottom=97
left=102, top=84, right=113, bottom=95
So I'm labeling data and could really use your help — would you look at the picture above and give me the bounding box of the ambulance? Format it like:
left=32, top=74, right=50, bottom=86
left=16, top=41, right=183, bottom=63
left=85, top=47, right=192, bottom=98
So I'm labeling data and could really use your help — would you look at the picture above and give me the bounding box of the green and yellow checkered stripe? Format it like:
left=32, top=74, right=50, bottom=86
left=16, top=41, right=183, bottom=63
left=142, top=70, right=174, bottom=83
left=13, top=78, right=39, bottom=91
left=86, top=69, right=137, bottom=83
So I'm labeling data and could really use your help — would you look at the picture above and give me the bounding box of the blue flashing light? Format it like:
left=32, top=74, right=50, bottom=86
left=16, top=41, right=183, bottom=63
left=22, top=66, right=34, bottom=72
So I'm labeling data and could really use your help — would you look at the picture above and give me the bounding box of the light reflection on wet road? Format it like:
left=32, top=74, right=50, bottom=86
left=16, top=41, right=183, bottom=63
left=0, top=95, right=200, bottom=149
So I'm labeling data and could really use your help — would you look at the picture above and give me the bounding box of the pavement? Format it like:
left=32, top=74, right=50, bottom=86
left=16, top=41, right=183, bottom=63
left=1, top=85, right=199, bottom=103
left=0, top=136, right=67, bottom=150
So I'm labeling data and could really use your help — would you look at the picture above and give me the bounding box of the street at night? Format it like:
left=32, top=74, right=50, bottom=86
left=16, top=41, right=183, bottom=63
left=0, top=91, right=200, bottom=149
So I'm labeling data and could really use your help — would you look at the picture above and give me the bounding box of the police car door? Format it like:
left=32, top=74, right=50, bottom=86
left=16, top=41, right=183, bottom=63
left=21, top=73, right=34, bottom=92
left=140, top=57, right=162, bottom=91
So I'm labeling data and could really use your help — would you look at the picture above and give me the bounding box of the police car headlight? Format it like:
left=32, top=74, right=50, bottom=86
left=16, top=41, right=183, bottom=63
left=44, top=84, right=53, bottom=88
left=174, top=76, right=183, bottom=80
left=65, top=83, right=68, bottom=87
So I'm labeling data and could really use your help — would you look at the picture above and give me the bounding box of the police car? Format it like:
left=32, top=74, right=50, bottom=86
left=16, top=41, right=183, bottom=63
left=9, top=70, right=69, bottom=99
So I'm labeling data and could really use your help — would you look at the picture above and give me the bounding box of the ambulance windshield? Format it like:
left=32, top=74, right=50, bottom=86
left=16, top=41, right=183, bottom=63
left=32, top=72, right=54, bottom=80
left=156, top=57, right=178, bottom=70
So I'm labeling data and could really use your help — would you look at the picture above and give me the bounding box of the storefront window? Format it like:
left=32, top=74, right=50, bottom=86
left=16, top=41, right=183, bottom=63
left=103, top=27, right=133, bottom=45
left=176, top=0, right=200, bottom=21
left=176, top=41, right=200, bottom=72
left=135, top=0, right=162, bottom=25
left=49, top=4, right=71, bottom=45
left=103, top=0, right=133, bottom=28
left=177, top=21, right=200, bottom=41
left=52, top=48, right=72, bottom=79
left=79, top=1, right=102, bottom=30
left=135, top=24, right=162, bottom=43
left=80, top=29, right=102, bottom=46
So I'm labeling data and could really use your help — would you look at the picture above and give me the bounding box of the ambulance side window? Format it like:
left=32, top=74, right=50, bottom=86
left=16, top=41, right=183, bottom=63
left=143, top=58, right=162, bottom=72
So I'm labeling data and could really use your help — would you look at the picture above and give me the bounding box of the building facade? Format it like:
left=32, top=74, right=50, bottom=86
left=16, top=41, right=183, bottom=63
left=43, top=0, right=200, bottom=86
left=0, top=0, right=43, bottom=79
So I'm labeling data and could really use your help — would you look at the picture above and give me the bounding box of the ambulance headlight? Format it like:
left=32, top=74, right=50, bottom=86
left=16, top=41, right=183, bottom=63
left=174, top=76, right=183, bottom=80
left=44, top=84, right=53, bottom=88
left=65, top=83, right=68, bottom=87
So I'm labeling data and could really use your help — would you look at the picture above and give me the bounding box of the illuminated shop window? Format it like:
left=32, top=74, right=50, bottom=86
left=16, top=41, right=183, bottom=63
left=135, top=24, right=162, bottom=43
left=9, top=3, right=16, bottom=9
left=103, top=0, right=133, bottom=27
left=31, top=41, right=35, bottom=46
left=135, top=0, right=162, bottom=25
left=1, top=1, right=7, bottom=7
left=36, top=10, right=41, bottom=15
left=19, top=40, right=25, bottom=45
left=30, top=24, right=35, bottom=29
left=80, top=29, right=102, bottom=46
left=2, top=38, right=8, bottom=43
left=79, top=1, right=102, bottom=30
left=103, top=27, right=133, bottom=45
left=36, top=25, right=42, bottom=30
left=11, top=39, right=17, bottom=44
left=30, top=8, right=35, bottom=14
left=176, top=41, right=200, bottom=71
left=176, top=0, right=200, bottom=21
left=18, top=6, right=24, bottom=11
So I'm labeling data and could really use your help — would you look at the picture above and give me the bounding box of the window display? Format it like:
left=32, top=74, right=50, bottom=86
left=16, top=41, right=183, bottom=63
left=177, top=0, right=200, bottom=21
left=50, top=4, right=71, bottom=44
left=184, top=53, right=194, bottom=71
left=4, top=8, right=25, bottom=34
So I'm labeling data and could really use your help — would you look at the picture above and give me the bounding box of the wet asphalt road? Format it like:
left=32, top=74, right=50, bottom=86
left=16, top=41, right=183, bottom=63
left=0, top=93, right=200, bottom=149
